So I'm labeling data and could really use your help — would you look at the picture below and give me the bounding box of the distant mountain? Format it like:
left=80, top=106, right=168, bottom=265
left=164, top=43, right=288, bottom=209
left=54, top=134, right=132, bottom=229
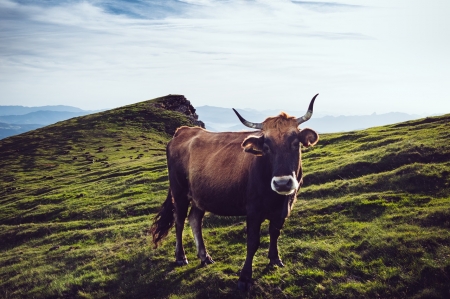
left=0, top=122, right=43, bottom=139
left=0, top=104, right=430, bottom=139
left=0, top=111, right=91, bottom=125
left=195, top=106, right=424, bottom=133
left=0, top=106, right=105, bottom=139
left=306, top=112, right=423, bottom=133
left=0, top=105, right=87, bottom=116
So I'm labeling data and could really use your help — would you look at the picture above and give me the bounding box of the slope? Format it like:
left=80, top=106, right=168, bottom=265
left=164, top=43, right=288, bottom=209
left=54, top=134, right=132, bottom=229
left=0, top=98, right=449, bottom=299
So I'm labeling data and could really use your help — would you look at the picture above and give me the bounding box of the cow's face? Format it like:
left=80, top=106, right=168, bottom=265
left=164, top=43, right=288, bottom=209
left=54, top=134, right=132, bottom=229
left=241, top=115, right=319, bottom=195
left=232, top=94, right=319, bottom=195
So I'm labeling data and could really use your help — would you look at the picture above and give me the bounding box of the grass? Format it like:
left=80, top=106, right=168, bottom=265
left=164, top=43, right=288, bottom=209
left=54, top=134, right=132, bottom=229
left=1, top=97, right=449, bottom=298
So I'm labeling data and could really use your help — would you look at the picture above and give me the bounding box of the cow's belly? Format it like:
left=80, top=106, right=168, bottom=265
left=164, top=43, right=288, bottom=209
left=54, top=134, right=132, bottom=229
left=189, top=181, right=247, bottom=216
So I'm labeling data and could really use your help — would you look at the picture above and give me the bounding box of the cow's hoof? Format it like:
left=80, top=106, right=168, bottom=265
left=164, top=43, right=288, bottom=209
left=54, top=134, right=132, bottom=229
left=200, top=256, right=215, bottom=267
left=176, top=258, right=188, bottom=266
left=269, top=258, right=285, bottom=267
left=237, top=279, right=252, bottom=291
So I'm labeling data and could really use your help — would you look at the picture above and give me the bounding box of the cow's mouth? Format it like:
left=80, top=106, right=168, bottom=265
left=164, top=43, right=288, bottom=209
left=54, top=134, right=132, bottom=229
left=271, top=172, right=299, bottom=195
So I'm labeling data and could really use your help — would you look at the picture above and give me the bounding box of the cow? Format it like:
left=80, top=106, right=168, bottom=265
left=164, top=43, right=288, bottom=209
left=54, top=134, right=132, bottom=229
left=150, top=94, right=320, bottom=290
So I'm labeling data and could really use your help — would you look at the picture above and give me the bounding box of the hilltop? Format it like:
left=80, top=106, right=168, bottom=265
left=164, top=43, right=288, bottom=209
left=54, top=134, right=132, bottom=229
left=0, top=95, right=449, bottom=299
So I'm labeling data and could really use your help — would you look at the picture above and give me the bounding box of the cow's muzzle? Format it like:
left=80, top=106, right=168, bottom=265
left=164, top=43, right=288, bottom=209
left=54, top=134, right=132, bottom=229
left=271, top=172, right=299, bottom=195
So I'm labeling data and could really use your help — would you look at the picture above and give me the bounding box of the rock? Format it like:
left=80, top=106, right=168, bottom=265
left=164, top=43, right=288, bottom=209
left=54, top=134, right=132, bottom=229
left=152, top=95, right=205, bottom=128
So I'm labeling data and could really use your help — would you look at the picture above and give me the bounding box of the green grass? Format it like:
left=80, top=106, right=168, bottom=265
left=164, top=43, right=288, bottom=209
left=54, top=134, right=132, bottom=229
left=1, top=97, right=449, bottom=298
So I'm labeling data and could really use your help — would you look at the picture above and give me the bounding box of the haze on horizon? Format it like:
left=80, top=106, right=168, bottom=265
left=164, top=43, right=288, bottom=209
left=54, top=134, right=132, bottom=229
left=1, top=0, right=449, bottom=116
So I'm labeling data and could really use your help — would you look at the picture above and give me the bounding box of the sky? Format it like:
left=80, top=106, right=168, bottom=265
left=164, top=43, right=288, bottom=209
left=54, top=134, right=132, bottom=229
left=1, top=0, right=449, bottom=116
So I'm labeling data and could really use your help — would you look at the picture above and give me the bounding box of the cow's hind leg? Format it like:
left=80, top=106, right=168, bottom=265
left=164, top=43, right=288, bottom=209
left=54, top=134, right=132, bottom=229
left=173, top=190, right=190, bottom=265
left=188, top=204, right=214, bottom=266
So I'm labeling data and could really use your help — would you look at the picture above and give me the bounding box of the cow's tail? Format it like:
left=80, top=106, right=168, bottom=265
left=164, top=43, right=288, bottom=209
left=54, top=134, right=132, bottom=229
left=150, top=190, right=175, bottom=249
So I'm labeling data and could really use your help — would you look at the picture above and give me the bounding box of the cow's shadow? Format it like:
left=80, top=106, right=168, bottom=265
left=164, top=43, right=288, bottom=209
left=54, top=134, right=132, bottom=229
left=101, top=251, right=253, bottom=299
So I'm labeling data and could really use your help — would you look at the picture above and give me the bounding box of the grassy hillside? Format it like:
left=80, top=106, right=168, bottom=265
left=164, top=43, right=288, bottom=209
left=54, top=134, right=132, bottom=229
left=1, top=96, right=449, bottom=299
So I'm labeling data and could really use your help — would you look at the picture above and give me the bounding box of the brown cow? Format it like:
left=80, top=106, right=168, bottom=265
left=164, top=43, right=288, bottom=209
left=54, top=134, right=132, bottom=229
left=151, top=94, right=320, bottom=290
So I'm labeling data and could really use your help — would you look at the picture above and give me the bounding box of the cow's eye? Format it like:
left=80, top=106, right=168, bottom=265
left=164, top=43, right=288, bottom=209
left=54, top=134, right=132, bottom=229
left=263, top=144, right=270, bottom=153
left=291, top=141, right=300, bottom=151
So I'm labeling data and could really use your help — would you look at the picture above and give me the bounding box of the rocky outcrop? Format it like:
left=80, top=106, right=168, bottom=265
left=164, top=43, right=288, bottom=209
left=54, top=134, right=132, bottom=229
left=152, top=95, right=205, bottom=128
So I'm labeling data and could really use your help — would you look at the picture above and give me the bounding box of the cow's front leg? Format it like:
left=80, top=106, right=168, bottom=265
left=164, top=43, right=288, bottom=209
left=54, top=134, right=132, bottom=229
left=188, top=204, right=214, bottom=266
left=238, top=215, right=263, bottom=291
left=268, top=219, right=285, bottom=267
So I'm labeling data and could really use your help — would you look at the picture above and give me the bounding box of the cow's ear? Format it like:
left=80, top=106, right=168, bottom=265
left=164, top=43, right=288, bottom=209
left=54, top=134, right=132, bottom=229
left=242, top=135, right=264, bottom=156
left=298, top=128, right=319, bottom=147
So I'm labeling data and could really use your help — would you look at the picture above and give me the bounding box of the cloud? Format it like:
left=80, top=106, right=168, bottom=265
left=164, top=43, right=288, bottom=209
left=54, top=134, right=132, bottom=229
left=292, top=1, right=363, bottom=12
left=0, top=0, right=367, bottom=74
left=0, top=0, right=449, bottom=116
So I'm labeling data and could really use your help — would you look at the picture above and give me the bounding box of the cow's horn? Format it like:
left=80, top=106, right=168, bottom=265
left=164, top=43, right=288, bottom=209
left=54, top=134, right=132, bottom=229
left=297, top=93, right=318, bottom=125
left=232, top=108, right=263, bottom=130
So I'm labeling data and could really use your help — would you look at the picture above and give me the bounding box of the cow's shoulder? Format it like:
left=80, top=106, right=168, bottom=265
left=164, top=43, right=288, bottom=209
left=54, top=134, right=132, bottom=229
left=173, top=126, right=205, bottom=138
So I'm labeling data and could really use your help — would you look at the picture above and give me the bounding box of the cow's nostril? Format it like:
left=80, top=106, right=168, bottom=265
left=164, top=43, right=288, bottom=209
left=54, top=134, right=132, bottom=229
left=274, top=178, right=290, bottom=188
left=286, top=179, right=292, bottom=188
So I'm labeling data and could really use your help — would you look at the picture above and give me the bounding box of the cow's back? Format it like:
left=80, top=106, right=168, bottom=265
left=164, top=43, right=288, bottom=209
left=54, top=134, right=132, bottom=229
left=167, top=126, right=260, bottom=216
